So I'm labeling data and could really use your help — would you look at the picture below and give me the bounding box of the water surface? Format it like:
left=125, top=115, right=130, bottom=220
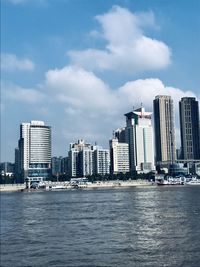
left=1, top=186, right=200, bottom=267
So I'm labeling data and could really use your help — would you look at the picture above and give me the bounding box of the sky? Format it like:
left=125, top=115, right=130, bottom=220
left=1, top=0, right=200, bottom=162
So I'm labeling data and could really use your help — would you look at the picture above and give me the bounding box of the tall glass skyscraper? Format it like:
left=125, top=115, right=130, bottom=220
left=153, top=95, right=176, bottom=165
left=179, top=97, right=200, bottom=160
left=18, top=121, right=51, bottom=184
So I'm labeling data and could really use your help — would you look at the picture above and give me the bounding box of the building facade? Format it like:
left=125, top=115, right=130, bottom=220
left=125, top=107, right=155, bottom=173
left=68, top=140, right=110, bottom=177
left=18, top=121, right=51, bottom=183
left=179, top=97, right=200, bottom=160
left=93, top=147, right=110, bottom=175
left=51, top=156, right=63, bottom=176
left=153, top=95, right=176, bottom=165
left=109, top=138, right=129, bottom=174
left=113, top=127, right=126, bottom=143
left=0, top=162, right=15, bottom=177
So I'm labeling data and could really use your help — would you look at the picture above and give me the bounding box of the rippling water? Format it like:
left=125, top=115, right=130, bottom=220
left=1, top=186, right=200, bottom=267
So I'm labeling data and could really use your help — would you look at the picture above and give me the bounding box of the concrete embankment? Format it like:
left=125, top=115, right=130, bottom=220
left=0, top=180, right=154, bottom=192
left=0, top=184, right=26, bottom=192
left=86, top=180, right=153, bottom=189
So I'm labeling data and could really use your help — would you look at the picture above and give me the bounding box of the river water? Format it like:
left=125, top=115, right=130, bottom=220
left=1, top=186, right=200, bottom=267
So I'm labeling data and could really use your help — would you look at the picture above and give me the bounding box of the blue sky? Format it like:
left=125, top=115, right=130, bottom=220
left=1, top=0, right=200, bottom=161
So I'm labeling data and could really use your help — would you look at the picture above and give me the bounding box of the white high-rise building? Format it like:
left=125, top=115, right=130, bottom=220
left=68, top=140, right=110, bottom=177
left=110, top=138, right=129, bottom=174
left=125, top=107, right=155, bottom=173
left=68, top=140, right=91, bottom=177
left=19, top=121, right=51, bottom=183
left=93, top=147, right=110, bottom=175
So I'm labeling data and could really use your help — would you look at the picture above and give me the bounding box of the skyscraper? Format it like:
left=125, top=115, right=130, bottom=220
left=125, top=107, right=155, bottom=173
left=18, top=121, right=51, bottom=184
left=179, top=97, right=200, bottom=160
left=153, top=95, right=176, bottom=165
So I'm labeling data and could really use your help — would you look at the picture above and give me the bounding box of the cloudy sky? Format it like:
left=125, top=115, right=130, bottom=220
left=1, top=0, right=200, bottom=161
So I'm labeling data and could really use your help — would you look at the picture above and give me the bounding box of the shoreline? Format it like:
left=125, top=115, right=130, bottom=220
left=0, top=183, right=26, bottom=192
left=0, top=180, right=153, bottom=192
left=1, top=180, right=199, bottom=192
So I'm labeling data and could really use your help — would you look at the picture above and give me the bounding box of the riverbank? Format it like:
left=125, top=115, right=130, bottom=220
left=0, top=180, right=153, bottom=192
left=86, top=180, right=153, bottom=189
left=0, top=183, right=26, bottom=192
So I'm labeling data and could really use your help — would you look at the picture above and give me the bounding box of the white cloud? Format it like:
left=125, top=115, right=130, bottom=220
left=42, top=65, right=199, bottom=151
left=118, top=78, right=197, bottom=111
left=1, top=53, right=35, bottom=72
left=45, top=66, right=117, bottom=111
left=68, top=6, right=171, bottom=73
left=3, top=82, right=44, bottom=103
left=2, top=61, right=198, bottom=156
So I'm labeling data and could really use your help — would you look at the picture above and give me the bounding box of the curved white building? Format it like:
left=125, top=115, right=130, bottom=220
left=19, top=121, right=51, bottom=183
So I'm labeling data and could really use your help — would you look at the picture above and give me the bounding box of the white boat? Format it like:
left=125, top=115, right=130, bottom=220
left=186, top=179, right=200, bottom=185
left=50, top=184, right=67, bottom=190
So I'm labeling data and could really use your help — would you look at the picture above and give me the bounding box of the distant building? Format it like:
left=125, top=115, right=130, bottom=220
left=153, top=95, right=176, bottom=165
left=69, top=148, right=79, bottom=177
left=79, top=147, right=94, bottom=176
left=179, top=97, right=200, bottom=160
left=61, top=157, right=69, bottom=175
left=14, top=147, right=21, bottom=176
left=195, top=162, right=200, bottom=176
left=114, top=127, right=126, bottom=143
left=168, top=163, right=189, bottom=177
left=93, top=147, right=110, bottom=175
left=109, top=138, right=129, bottom=174
left=18, top=120, right=51, bottom=184
left=51, top=156, right=62, bottom=176
left=68, top=140, right=110, bottom=177
left=125, top=107, right=155, bottom=173
left=68, top=139, right=89, bottom=177
left=0, top=162, right=15, bottom=177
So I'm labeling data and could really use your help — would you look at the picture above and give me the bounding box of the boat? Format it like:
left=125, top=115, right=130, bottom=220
left=156, top=177, right=184, bottom=186
left=185, top=179, right=200, bottom=185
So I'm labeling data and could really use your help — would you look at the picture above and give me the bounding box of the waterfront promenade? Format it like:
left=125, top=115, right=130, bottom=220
left=0, top=180, right=153, bottom=192
left=0, top=183, right=26, bottom=192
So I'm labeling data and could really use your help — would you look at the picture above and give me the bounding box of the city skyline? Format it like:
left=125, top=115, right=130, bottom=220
left=1, top=0, right=200, bottom=161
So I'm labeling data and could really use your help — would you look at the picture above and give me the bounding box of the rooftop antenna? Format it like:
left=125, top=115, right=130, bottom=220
left=141, top=102, right=143, bottom=116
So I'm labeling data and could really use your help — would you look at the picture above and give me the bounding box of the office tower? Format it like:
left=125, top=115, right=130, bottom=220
left=68, top=140, right=110, bottom=177
left=179, top=97, right=200, bottom=159
left=109, top=138, right=129, bottom=174
left=114, top=128, right=126, bottom=143
left=93, top=147, right=110, bottom=175
left=18, top=121, right=51, bottom=183
left=125, top=107, right=155, bottom=173
left=51, top=156, right=63, bottom=176
left=61, top=157, right=69, bottom=175
left=153, top=95, right=176, bottom=165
